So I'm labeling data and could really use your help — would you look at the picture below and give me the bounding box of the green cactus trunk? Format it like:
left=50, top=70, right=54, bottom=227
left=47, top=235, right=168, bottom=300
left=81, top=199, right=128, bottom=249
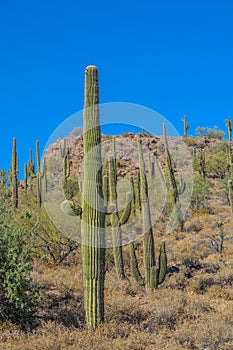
left=11, top=138, right=18, bottom=208
left=138, top=141, right=156, bottom=290
left=182, top=115, right=189, bottom=138
left=226, top=117, right=232, bottom=142
left=24, top=163, right=27, bottom=195
left=108, top=157, right=126, bottom=280
left=129, top=240, right=144, bottom=286
left=81, top=65, right=105, bottom=329
left=199, top=148, right=206, bottom=179
left=228, top=180, right=233, bottom=217
left=36, top=140, right=41, bottom=207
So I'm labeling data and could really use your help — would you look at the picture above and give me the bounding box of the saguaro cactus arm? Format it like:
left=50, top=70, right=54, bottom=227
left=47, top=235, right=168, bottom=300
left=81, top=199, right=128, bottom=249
left=129, top=241, right=144, bottom=286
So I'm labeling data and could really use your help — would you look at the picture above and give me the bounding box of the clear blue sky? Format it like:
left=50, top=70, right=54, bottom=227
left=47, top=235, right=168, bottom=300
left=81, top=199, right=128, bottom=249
left=0, top=0, right=232, bottom=176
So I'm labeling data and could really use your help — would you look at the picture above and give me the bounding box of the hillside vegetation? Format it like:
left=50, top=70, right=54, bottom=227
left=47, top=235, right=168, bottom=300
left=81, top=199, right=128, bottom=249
left=0, top=130, right=232, bottom=350
left=0, top=66, right=232, bottom=349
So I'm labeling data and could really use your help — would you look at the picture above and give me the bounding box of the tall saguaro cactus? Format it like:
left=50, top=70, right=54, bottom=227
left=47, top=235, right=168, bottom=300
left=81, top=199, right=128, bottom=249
left=81, top=65, right=105, bottom=329
left=11, top=138, right=18, bottom=208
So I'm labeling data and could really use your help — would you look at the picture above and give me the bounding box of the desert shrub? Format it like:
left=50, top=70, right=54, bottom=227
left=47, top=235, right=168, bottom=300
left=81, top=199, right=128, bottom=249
left=35, top=207, right=79, bottom=265
left=191, top=175, right=212, bottom=212
left=0, top=185, right=38, bottom=325
left=205, top=141, right=229, bottom=177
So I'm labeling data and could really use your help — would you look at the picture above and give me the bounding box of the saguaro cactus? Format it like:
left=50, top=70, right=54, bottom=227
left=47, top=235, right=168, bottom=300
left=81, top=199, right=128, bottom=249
left=182, top=115, right=189, bottom=138
left=24, top=163, right=28, bottom=194
left=11, top=138, right=18, bottom=208
left=163, top=124, right=184, bottom=230
left=138, top=140, right=156, bottom=290
left=228, top=179, right=233, bottom=217
left=137, top=140, right=167, bottom=290
left=36, top=140, right=41, bottom=207
left=107, top=138, right=132, bottom=280
left=199, top=148, right=206, bottom=179
left=81, top=65, right=105, bottom=329
left=129, top=240, right=144, bottom=286
left=226, top=117, right=232, bottom=142
left=108, top=156, right=126, bottom=279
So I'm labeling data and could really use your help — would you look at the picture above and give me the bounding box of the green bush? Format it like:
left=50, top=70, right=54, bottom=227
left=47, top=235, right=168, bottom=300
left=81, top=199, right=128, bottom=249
left=205, top=142, right=229, bottom=177
left=191, top=175, right=212, bottom=213
left=0, top=183, right=38, bottom=325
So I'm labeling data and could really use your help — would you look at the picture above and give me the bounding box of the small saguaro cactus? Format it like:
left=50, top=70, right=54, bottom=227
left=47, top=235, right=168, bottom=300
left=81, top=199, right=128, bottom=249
left=182, top=115, right=189, bottom=138
left=226, top=117, right=232, bottom=142
left=11, top=138, right=18, bottom=208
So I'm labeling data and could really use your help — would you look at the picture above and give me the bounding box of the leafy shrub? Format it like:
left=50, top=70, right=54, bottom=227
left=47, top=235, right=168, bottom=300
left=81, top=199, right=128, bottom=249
left=205, top=142, right=229, bottom=177
left=191, top=175, right=212, bottom=212
left=0, top=184, right=38, bottom=325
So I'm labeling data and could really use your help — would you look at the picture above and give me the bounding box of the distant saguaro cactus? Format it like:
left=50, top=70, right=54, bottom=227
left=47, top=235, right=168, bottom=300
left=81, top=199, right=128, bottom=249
left=24, top=163, right=28, bottom=195
left=11, top=138, right=18, bottom=208
left=228, top=179, right=233, bottom=217
left=182, top=115, right=189, bottom=138
left=36, top=140, right=41, bottom=207
left=163, top=124, right=184, bottom=230
left=226, top=117, right=232, bottom=142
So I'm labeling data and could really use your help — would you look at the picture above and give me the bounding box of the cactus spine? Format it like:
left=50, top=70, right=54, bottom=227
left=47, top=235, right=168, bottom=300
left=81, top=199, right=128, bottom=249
left=11, top=138, right=18, bottom=208
left=81, top=65, right=105, bottom=329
